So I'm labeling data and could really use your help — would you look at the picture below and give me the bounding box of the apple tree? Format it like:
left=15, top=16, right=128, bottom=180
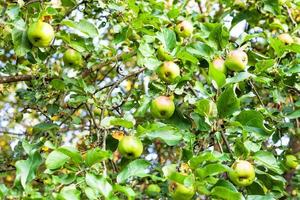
left=0, top=0, right=299, bottom=199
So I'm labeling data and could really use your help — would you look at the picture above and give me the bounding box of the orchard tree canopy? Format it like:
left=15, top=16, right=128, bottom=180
left=0, top=0, right=300, bottom=199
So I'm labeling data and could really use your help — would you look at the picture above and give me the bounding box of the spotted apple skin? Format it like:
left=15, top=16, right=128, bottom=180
left=228, top=160, right=255, bottom=187
left=169, top=181, right=195, bottom=200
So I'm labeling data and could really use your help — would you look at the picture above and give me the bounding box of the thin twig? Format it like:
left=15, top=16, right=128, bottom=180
left=59, top=103, right=84, bottom=126
left=220, top=130, right=233, bottom=158
left=249, top=80, right=265, bottom=107
left=85, top=103, right=99, bottom=129
left=284, top=5, right=297, bottom=27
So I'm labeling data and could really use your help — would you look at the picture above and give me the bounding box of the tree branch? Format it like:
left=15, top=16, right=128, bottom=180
left=0, top=52, right=136, bottom=84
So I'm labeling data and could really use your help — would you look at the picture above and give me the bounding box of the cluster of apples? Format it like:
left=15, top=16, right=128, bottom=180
left=149, top=20, right=195, bottom=121
left=27, top=20, right=83, bottom=67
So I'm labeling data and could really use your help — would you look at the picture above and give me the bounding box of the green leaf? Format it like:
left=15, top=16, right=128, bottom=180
left=85, top=148, right=112, bottom=167
left=117, top=159, right=151, bottom=183
left=15, top=150, right=42, bottom=189
left=57, top=146, right=82, bottom=164
left=189, top=42, right=215, bottom=59
left=84, top=187, right=97, bottom=200
left=11, top=19, right=30, bottom=56
left=57, top=186, right=81, bottom=200
left=113, top=185, right=136, bottom=200
left=110, top=117, right=134, bottom=128
left=211, top=186, right=244, bottom=200
left=196, top=163, right=229, bottom=179
left=286, top=109, right=300, bottom=119
left=189, top=152, right=221, bottom=169
left=85, top=173, right=113, bottom=198
left=254, top=151, right=283, bottom=174
left=209, top=63, right=226, bottom=88
left=195, top=99, right=217, bottom=117
left=157, top=28, right=176, bottom=51
left=225, top=72, right=254, bottom=85
left=236, top=110, right=272, bottom=136
left=33, top=122, right=59, bottom=134
left=46, top=150, right=70, bottom=170
left=0, top=184, right=8, bottom=199
left=61, top=19, right=98, bottom=38
left=138, top=41, right=155, bottom=57
left=51, top=79, right=65, bottom=91
left=138, top=123, right=182, bottom=146
left=176, top=48, right=198, bottom=64
left=190, top=112, right=211, bottom=131
left=247, top=195, right=276, bottom=200
left=254, top=59, right=275, bottom=73
left=217, top=85, right=240, bottom=118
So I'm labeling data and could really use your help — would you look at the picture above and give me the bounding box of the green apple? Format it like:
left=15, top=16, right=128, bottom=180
left=228, top=160, right=255, bottom=187
left=175, top=20, right=193, bottom=37
left=63, top=49, right=83, bottom=67
left=211, top=57, right=226, bottom=74
left=118, top=136, right=143, bottom=159
left=278, top=33, right=294, bottom=45
left=225, top=50, right=248, bottom=72
left=145, top=184, right=161, bottom=197
left=27, top=21, right=55, bottom=47
left=157, top=61, right=180, bottom=84
left=285, top=154, right=298, bottom=169
left=157, top=45, right=173, bottom=61
left=169, top=182, right=195, bottom=200
left=150, top=96, right=175, bottom=119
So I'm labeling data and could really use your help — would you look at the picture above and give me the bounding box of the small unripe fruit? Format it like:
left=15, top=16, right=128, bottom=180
left=175, top=20, right=193, bottom=37
left=145, top=184, right=161, bottom=197
left=157, top=61, right=180, bottom=84
left=285, top=154, right=298, bottom=169
left=211, top=58, right=226, bottom=74
left=118, top=136, right=143, bottom=159
left=27, top=21, right=55, bottom=47
left=228, top=160, right=255, bottom=187
left=225, top=50, right=248, bottom=72
left=169, top=181, right=195, bottom=200
left=63, top=49, right=83, bottom=67
left=150, top=96, right=175, bottom=119
left=157, top=45, right=173, bottom=61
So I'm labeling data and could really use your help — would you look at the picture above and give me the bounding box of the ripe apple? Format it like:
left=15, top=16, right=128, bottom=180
left=210, top=57, right=226, bottom=74
left=27, top=21, right=55, bottom=47
left=63, top=49, right=83, bottom=67
left=157, top=45, right=173, bottom=61
left=225, top=50, right=248, bottom=72
left=118, top=136, right=143, bottom=159
left=228, top=160, right=255, bottom=187
left=145, top=184, right=161, bottom=197
left=175, top=20, right=193, bottom=37
left=150, top=96, right=175, bottom=119
left=157, top=61, right=180, bottom=84
left=169, top=181, right=195, bottom=200
left=285, top=154, right=298, bottom=169
left=278, top=33, right=294, bottom=45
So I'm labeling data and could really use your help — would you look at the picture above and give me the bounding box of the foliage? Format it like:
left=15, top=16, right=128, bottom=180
left=0, top=0, right=299, bottom=199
